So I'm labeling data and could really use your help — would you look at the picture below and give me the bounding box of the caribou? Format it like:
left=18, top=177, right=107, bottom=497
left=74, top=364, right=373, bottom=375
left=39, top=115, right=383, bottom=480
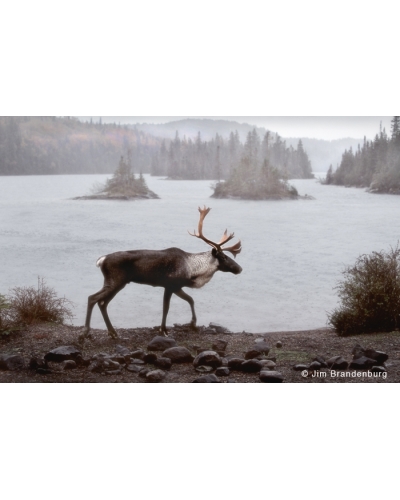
left=81, top=206, right=242, bottom=339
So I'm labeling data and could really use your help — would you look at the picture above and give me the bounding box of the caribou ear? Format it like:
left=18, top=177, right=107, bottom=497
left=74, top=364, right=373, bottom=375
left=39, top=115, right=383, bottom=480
left=211, top=248, right=218, bottom=257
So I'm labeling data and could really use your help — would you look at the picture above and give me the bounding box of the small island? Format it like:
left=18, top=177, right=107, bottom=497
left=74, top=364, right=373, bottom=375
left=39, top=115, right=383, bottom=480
left=212, top=158, right=299, bottom=200
left=74, top=155, right=159, bottom=200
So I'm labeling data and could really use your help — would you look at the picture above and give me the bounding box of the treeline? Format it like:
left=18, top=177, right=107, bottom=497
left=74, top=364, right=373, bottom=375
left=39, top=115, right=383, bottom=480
left=0, top=116, right=161, bottom=175
left=151, top=128, right=314, bottom=180
left=0, top=117, right=314, bottom=181
left=325, top=117, right=400, bottom=193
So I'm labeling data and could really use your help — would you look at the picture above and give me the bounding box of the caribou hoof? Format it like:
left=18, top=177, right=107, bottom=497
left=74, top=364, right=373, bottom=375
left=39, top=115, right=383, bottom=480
left=108, top=330, right=119, bottom=339
left=160, top=328, right=169, bottom=337
left=79, top=328, right=92, bottom=343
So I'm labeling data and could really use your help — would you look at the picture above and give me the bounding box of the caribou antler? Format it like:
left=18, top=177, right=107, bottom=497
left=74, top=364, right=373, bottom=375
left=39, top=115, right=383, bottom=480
left=188, top=206, right=242, bottom=258
left=221, top=239, right=242, bottom=258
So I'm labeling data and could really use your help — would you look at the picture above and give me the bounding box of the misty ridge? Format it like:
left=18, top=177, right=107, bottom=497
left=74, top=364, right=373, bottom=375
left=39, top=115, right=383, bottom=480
left=0, top=116, right=362, bottom=179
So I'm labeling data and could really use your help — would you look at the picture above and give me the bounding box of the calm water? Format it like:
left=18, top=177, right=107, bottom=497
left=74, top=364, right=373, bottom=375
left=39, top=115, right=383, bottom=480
left=1, top=173, right=399, bottom=333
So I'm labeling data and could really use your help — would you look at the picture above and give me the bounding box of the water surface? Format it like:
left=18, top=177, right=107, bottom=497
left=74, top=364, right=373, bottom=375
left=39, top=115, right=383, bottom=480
left=1, top=173, right=399, bottom=333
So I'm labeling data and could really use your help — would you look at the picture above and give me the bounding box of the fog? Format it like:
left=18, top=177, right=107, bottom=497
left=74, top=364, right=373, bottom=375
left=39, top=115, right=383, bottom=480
left=78, top=116, right=392, bottom=141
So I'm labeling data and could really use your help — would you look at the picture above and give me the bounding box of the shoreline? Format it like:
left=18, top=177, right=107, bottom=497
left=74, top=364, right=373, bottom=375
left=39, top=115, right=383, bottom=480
left=1, top=323, right=399, bottom=383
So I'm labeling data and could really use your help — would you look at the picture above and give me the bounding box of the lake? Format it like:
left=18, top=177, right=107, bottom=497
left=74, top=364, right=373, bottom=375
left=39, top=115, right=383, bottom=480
left=1, top=173, right=399, bottom=333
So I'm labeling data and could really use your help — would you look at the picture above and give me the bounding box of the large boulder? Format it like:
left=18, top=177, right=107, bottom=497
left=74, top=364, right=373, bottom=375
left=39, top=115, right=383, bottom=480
left=147, top=336, right=177, bottom=351
left=44, top=346, right=81, bottom=363
left=193, top=351, right=222, bottom=369
left=162, top=346, right=194, bottom=363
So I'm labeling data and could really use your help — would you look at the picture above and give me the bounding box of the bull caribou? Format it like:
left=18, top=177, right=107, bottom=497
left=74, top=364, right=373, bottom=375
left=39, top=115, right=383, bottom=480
left=81, top=206, right=242, bottom=338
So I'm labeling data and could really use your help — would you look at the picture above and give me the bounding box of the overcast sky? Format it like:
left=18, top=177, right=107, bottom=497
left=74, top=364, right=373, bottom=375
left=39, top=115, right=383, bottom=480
left=78, top=116, right=393, bottom=141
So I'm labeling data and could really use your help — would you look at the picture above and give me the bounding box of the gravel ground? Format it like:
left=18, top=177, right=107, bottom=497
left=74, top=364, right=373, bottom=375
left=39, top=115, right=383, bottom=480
left=1, top=323, right=400, bottom=383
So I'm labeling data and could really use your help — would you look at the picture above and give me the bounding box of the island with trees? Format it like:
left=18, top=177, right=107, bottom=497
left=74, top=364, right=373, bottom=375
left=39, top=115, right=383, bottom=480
left=74, top=155, right=159, bottom=200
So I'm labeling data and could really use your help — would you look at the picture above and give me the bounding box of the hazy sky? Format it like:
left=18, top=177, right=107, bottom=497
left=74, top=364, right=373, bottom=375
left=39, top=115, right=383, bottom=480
left=79, top=116, right=393, bottom=141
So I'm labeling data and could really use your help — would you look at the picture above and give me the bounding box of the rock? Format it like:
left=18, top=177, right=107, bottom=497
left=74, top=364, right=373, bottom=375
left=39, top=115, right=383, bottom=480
left=293, top=364, right=308, bottom=371
left=244, top=349, right=263, bottom=360
left=212, top=339, right=228, bottom=352
left=259, top=370, right=284, bottom=383
left=147, top=336, right=177, bottom=351
left=110, top=355, right=126, bottom=364
left=103, top=360, right=121, bottom=370
left=195, top=365, right=214, bottom=373
left=0, top=353, right=25, bottom=371
left=255, top=337, right=266, bottom=343
left=259, top=359, right=276, bottom=370
left=44, top=346, right=81, bottom=363
left=364, top=349, right=389, bottom=365
left=227, top=357, right=245, bottom=370
left=313, top=356, right=328, bottom=368
left=88, top=357, right=120, bottom=373
left=154, top=357, right=172, bottom=370
left=29, top=357, right=47, bottom=371
left=352, top=343, right=365, bottom=360
left=91, top=353, right=109, bottom=360
left=203, top=328, right=217, bottom=334
left=88, top=360, right=104, bottom=373
left=371, top=365, right=387, bottom=373
left=162, top=346, right=193, bottom=363
left=349, top=356, right=377, bottom=369
left=215, top=367, right=230, bottom=377
left=143, top=353, right=158, bottom=364
left=115, top=344, right=131, bottom=357
left=193, top=374, right=220, bottom=383
left=209, top=322, right=231, bottom=334
left=193, top=351, right=222, bottom=369
left=126, top=364, right=143, bottom=373
left=129, top=358, right=145, bottom=365
left=308, top=361, right=322, bottom=371
left=139, top=368, right=151, bottom=378
left=241, top=359, right=263, bottom=373
left=146, top=369, right=166, bottom=382
left=327, top=356, right=348, bottom=370
left=131, top=349, right=146, bottom=360
left=62, top=360, right=77, bottom=370
left=249, top=342, right=270, bottom=356
left=276, top=341, right=283, bottom=348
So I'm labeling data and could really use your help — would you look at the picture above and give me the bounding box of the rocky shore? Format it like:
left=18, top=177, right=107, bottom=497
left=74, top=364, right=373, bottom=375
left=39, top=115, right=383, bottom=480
left=1, top=323, right=399, bottom=383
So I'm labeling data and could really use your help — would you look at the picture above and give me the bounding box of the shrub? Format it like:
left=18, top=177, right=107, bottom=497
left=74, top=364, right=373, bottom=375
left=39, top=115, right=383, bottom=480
left=328, top=246, right=400, bottom=336
left=0, top=278, right=73, bottom=334
left=0, top=294, right=17, bottom=335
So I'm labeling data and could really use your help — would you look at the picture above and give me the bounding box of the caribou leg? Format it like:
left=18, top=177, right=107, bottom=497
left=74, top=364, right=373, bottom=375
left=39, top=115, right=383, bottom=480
left=82, top=283, right=125, bottom=339
left=160, top=288, right=173, bottom=336
left=174, top=289, right=197, bottom=330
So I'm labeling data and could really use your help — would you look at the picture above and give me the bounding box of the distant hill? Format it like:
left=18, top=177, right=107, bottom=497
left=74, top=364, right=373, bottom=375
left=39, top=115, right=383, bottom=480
left=133, top=119, right=363, bottom=173
left=0, top=117, right=162, bottom=175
